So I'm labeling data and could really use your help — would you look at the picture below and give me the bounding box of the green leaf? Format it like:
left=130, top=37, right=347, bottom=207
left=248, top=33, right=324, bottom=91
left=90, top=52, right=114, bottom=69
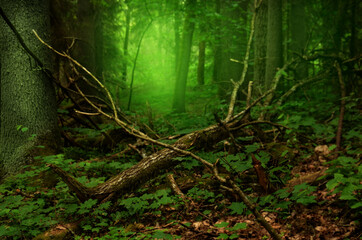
left=340, top=184, right=357, bottom=200
left=274, top=189, right=290, bottom=199
left=203, top=210, right=211, bottom=215
left=350, top=202, right=362, bottom=209
left=215, top=222, right=229, bottom=228
left=152, top=230, right=173, bottom=240
left=296, top=195, right=316, bottom=205
left=217, top=233, right=230, bottom=239
left=83, top=199, right=98, bottom=208
left=230, top=222, right=247, bottom=230
left=245, top=143, right=259, bottom=153
left=328, top=145, right=337, bottom=151
left=228, top=202, right=246, bottom=215
left=229, top=233, right=239, bottom=239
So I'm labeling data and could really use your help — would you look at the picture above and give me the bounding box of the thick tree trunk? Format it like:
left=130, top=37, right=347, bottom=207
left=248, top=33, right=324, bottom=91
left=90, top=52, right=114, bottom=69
left=0, top=0, right=60, bottom=178
left=265, top=0, right=282, bottom=90
left=172, top=0, right=196, bottom=113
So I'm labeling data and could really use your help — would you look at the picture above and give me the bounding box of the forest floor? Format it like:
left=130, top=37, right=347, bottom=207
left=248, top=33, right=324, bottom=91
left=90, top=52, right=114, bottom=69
left=119, top=147, right=360, bottom=240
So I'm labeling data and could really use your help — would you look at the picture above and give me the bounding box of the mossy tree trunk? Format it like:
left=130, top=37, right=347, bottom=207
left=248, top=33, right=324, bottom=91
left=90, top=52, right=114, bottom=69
left=0, top=0, right=60, bottom=179
left=253, top=0, right=268, bottom=93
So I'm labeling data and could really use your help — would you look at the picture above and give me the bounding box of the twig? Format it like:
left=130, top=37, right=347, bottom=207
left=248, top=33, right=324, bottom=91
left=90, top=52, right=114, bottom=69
left=263, top=58, right=296, bottom=109
left=167, top=174, right=190, bottom=210
left=246, top=81, right=253, bottom=107
left=33, top=30, right=119, bottom=121
left=225, top=2, right=256, bottom=121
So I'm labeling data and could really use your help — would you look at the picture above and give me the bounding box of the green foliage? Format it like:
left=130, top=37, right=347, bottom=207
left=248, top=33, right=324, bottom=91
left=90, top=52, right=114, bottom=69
left=228, top=202, right=247, bottom=215
left=290, top=183, right=317, bottom=205
left=215, top=221, right=247, bottom=239
left=325, top=156, right=362, bottom=213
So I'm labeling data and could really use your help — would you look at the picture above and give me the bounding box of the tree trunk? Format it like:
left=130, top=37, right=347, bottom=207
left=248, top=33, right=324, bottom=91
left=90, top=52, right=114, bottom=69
left=212, top=0, right=222, bottom=84
left=172, top=0, right=196, bottom=113
left=0, top=0, right=60, bottom=178
left=253, top=0, right=268, bottom=93
left=265, top=0, right=283, bottom=90
left=94, top=6, right=104, bottom=81
left=197, top=41, right=206, bottom=86
left=173, top=0, right=181, bottom=77
left=290, top=0, right=308, bottom=81
left=122, top=0, right=131, bottom=82
left=216, top=0, right=244, bottom=100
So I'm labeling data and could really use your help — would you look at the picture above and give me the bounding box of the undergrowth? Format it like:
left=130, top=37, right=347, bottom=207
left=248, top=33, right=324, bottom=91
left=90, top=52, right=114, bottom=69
left=0, top=100, right=361, bottom=239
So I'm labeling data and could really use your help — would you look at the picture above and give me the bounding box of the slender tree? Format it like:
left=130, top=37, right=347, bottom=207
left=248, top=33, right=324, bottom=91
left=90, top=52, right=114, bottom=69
left=122, top=0, right=131, bottom=82
left=197, top=0, right=207, bottom=86
left=212, top=0, right=222, bottom=84
left=0, top=0, right=60, bottom=178
left=173, top=0, right=181, bottom=78
left=172, top=0, right=196, bottom=113
left=95, top=4, right=104, bottom=80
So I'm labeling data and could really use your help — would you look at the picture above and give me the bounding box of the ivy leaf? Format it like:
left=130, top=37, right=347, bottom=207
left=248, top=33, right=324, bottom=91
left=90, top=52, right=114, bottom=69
left=230, top=222, right=247, bottom=230
left=228, top=202, right=246, bottom=215
left=340, top=184, right=357, bottom=200
left=215, top=222, right=229, bottom=228
left=152, top=230, right=173, bottom=240
left=80, top=199, right=97, bottom=210
left=245, top=143, right=259, bottom=153
left=217, top=233, right=230, bottom=239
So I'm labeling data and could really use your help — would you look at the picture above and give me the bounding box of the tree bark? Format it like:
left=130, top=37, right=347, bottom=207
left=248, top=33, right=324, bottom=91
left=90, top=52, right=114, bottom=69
left=290, top=0, right=308, bottom=80
left=212, top=0, right=222, bottom=84
left=0, top=0, right=60, bottom=178
left=265, top=0, right=283, bottom=90
left=216, top=0, right=244, bottom=100
left=253, top=0, right=268, bottom=93
left=94, top=5, right=104, bottom=81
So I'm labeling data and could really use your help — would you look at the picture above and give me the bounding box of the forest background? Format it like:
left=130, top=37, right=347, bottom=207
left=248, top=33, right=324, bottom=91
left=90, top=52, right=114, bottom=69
left=0, top=0, right=361, bottom=239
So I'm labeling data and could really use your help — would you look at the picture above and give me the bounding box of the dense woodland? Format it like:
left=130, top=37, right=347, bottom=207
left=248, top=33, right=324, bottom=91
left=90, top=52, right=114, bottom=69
left=0, top=0, right=361, bottom=239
